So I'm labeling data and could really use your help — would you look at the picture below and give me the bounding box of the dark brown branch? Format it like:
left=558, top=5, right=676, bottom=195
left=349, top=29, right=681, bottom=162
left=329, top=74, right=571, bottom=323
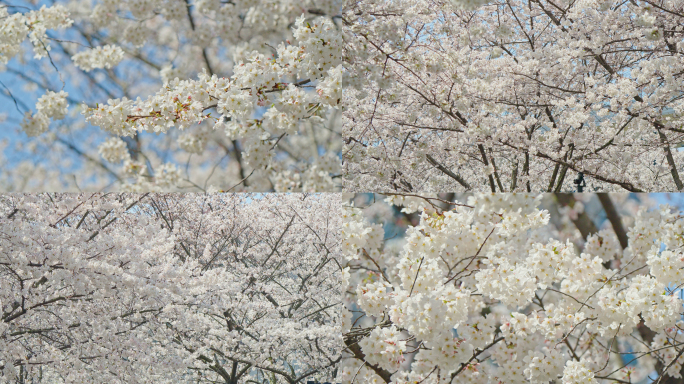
left=426, top=154, right=472, bottom=190
left=344, top=335, right=393, bottom=383
left=596, top=194, right=629, bottom=250
left=554, top=193, right=598, bottom=240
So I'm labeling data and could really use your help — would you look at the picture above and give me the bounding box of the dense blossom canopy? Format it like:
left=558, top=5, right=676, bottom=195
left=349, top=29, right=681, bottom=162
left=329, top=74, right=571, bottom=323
left=342, top=0, right=684, bottom=192
left=341, top=193, right=684, bottom=383
left=0, top=193, right=343, bottom=383
left=0, top=0, right=342, bottom=192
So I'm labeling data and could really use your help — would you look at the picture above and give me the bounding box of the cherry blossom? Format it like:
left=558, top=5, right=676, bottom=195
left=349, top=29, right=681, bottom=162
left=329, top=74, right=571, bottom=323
left=342, top=0, right=684, bottom=192
left=0, top=193, right=344, bottom=383
left=0, top=1, right=342, bottom=192
left=341, top=193, right=684, bottom=383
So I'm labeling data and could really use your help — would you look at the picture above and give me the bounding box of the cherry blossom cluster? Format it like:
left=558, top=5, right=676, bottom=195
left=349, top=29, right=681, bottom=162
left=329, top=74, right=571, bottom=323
left=142, top=193, right=345, bottom=383
left=82, top=16, right=341, bottom=133
left=341, top=193, right=684, bottom=384
left=19, top=90, right=70, bottom=137
left=0, top=3, right=72, bottom=140
left=0, top=0, right=342, bottom=192
left=71, top=45, right=125, bottom=71
left=0, top=4, right=72, bottom=63
left=0, top=194, right=180, bottom=382
left=342, top=0, right=684, bottom=192
left=80, top=11, right=342, bottom=191
left=0, top=193, right=344, bottom=383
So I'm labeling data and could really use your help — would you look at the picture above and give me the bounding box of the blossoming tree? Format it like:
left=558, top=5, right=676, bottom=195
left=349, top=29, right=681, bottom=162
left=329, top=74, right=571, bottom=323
left=0, top=0, right=342, bottom=192
left=342, top=0, right=684, bottom=192
left=341, top=193, right=684, bottom=383
left=0, top=193, right=344, bottom=383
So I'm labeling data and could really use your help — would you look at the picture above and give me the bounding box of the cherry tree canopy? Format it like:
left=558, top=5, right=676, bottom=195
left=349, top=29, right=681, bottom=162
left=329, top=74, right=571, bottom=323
left=0, top=193, right=343, bottom=383
left=341, top=193, right=684, bottom=383
left=0, top=0, right=342, bottom=192
left=342, top=0, right=684, bottom=192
